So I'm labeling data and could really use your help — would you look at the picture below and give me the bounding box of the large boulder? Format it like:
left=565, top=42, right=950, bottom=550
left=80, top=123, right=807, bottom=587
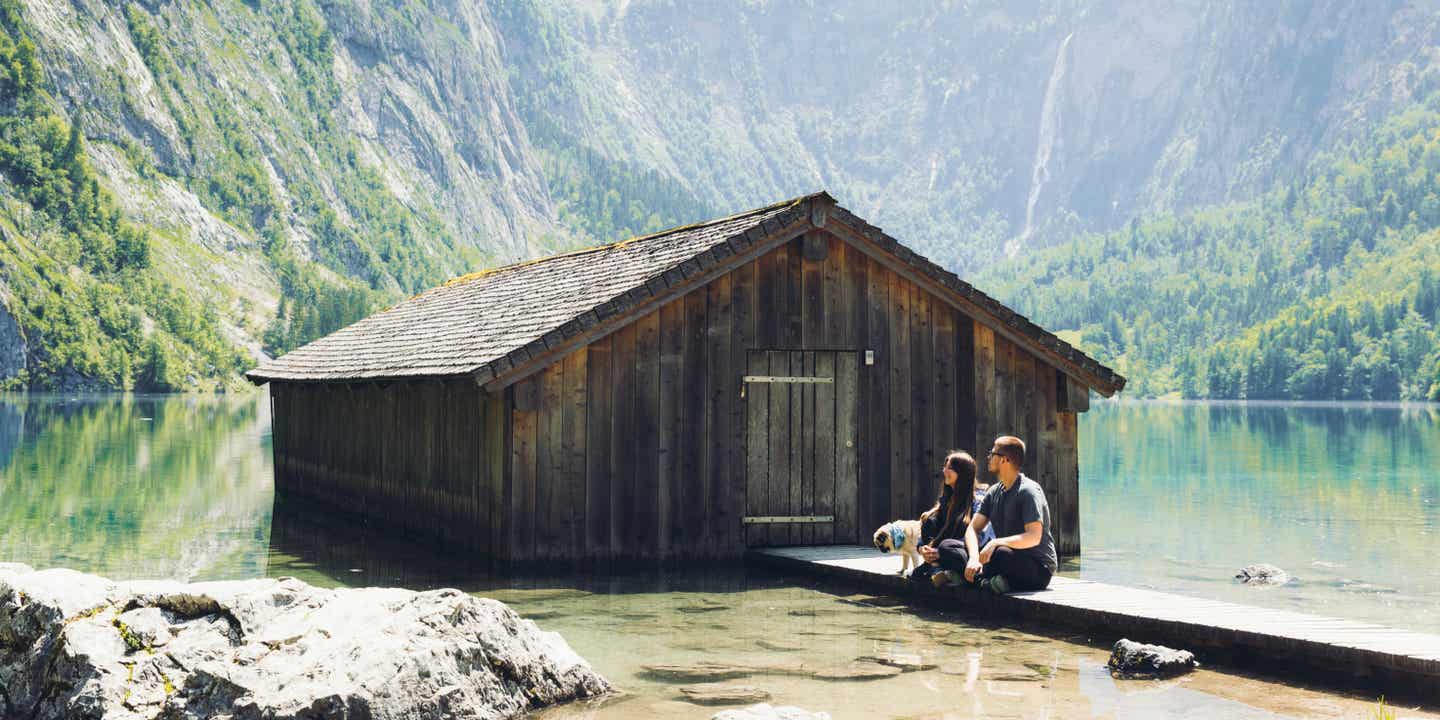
left=0, top=564, right=610, bottom=719
left=1106, top=639, right=1197, bottom=679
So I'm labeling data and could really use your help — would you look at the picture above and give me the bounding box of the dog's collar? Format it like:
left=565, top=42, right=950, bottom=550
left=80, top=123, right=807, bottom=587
left=889, top=525, right=906, bottom=549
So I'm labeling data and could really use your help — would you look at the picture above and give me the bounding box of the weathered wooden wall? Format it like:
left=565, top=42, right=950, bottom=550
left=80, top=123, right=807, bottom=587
left=269, top=230, right=1086, bottom=566
left=505, top=231, right=1084, bottom=565
left=970, top=324, right=1083, bottom=556
left=270, top=379, right=504, bottom=554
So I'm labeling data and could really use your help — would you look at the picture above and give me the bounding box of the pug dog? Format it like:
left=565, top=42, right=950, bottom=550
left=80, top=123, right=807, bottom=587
left=872, top=519, right=924, bottom=575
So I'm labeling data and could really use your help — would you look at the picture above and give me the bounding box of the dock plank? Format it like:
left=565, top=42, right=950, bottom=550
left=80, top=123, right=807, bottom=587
left=750, top=545, right=1440, bottom=699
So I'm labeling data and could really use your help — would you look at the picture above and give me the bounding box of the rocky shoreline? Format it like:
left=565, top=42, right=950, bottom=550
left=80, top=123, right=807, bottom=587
left=0, top=563, right=610, bottom=719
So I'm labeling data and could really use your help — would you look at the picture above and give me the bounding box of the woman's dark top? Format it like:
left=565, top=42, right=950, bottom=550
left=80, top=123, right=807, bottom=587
left=920, top=485, right=995, bottom=548
left=920, top=486, right=967, bottom=546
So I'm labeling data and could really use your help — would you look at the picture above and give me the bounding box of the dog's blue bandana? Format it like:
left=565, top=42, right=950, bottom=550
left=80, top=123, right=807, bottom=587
left=889, top=524, right=906, bottom=550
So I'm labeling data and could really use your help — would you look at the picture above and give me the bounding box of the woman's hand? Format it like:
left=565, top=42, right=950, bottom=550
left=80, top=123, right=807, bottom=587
left=920, top=544, right=940, bottom=564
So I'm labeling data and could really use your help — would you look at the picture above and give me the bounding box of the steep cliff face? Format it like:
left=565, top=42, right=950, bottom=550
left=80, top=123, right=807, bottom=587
left=508, top=0, right=1440, bottom=271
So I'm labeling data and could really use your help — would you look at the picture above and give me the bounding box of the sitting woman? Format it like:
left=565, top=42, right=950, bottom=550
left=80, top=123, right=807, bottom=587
left=912, top=450, right=990, bottom=587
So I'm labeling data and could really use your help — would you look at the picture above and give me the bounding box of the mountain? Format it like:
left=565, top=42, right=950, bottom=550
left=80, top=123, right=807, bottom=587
left=980, top=93, right=1440, bottom=401
left=1, top=0, right=1438, bottom=390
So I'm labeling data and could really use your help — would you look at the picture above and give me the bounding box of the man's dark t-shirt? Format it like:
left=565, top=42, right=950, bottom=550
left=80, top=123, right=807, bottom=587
left=978, top=474, right=1057, bottom=573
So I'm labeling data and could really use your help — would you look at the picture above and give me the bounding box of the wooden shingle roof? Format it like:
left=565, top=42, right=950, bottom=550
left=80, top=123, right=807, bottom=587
left=247, top=192, right=1126, bottom=395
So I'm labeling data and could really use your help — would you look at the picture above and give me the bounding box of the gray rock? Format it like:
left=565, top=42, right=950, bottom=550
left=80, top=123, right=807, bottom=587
left=0, top=567, right=610, bottom=719
left=1107, top=638, right=1198, bottom=678
left=1236, top=563, right=1291, bottom=586
left=679, top=683, right=772, bottom=706
left=0, top=291, right=25, bottom=384
left=712, top=703, right=832, bottom=720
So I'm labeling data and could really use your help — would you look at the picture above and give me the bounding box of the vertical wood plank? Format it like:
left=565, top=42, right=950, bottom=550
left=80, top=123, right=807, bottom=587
left=797, top=351, right=815, bottom=545
left=745, top=351, right=769, bottom=547
left=1057, top=410, right=1081, bottom=555
left=659, top=302, right=684, bottom=555
left=823, top=234, right=846, bottom=348
left=814, top=352, right=836, bottom=544
left=585, top=338, right=614, bottom=562
left=835, top=351, right=860, bottom=544
left=634, top=311, right=662, bottom=563
left=864, top=257, right=890, bottom=532
left=912, top=289, right=934, bottom=514
left=537, top=365, right=565, bottom=562
left=767, top=350, right=790, bottom=545
left=783, top=238, right=804, bottom=347
left=705, top=274, right=734, bottom=561
left=610, top=324, right=639, bottom=560
left=486, top=390, right=506, bottom=567
left=758, top=243, right=783, bottom=348
left=956, top=315, right=976, bottom=459
left=974, top=324, right=996, bottom=457
left=561, top=350, right=588, bottom=565
left=510, top=387, right=538, bottom=565
left=803, top=239, right=825, bottom=349
left=680, top=290, right=708, bottom=558
left=888, top=274, right=912, bottom=521
left=935, top=309, right=957, bottom=459
left=1038, top=362, right=1062, bottom=555
left=726, top=260, right=759, bottom=557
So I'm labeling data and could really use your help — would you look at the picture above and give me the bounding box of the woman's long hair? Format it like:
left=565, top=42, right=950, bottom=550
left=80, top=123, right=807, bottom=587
left=920, top=451, right=977, bottom=541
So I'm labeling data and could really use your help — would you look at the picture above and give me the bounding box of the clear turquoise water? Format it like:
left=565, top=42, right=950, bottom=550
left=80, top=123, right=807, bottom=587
left=1075, top=400, right=1440, bottom=633
left=1, top=392, right=1435, bottom=718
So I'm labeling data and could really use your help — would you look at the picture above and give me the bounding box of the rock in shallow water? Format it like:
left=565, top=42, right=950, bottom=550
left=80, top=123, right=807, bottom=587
left=0, top=565, right=610, bottom=719
left=1235, top=563, right=1291, bottom=586
left=679, top=682, right=772, bottom=705
left=1107, top=638, right=1198, bottom=678
left=712, top=703, right=832, bottom=720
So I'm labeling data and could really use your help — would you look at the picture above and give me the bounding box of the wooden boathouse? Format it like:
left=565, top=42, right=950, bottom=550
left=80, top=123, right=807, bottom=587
left=247, top=192, right=1125, bottom=567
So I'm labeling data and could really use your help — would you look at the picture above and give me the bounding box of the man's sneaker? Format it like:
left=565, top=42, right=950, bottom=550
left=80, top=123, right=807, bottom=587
left=930, top=570, right=959, bottom=588
left=981, top=575, right=1011, bottom=595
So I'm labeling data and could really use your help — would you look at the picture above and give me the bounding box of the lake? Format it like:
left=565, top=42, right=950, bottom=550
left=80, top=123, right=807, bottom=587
left=1, top=392, right=1435, bottom=718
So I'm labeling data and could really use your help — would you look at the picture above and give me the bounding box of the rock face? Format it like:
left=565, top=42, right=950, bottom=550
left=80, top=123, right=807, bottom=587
left=1106, top=639, right=1198, bottom=679
left=1235, top=564, right=1292, bottom=586
left=0, top=564, right=610, bottom=720
left=0, top=292, right=24, bottom=384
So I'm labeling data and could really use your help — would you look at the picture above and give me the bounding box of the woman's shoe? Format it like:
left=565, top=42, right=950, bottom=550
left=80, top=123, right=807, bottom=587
left=930, top=570, right=958, bottom=588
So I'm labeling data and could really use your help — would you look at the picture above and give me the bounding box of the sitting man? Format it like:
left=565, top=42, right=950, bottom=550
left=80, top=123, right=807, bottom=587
left=961, top=435, right=1057, bottom=593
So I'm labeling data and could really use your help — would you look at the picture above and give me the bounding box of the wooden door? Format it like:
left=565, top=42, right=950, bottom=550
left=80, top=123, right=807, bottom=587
left=743, top=350, right=859, bottom=546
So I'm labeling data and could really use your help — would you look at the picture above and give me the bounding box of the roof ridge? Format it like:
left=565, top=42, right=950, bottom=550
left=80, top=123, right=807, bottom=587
left=439, top=192, right=826, bottom=289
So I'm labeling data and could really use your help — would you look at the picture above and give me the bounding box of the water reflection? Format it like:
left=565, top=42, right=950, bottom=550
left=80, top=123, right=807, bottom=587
left=0, top=393, right=273, bottom=580
left=1079, top=401, right=1440, bottom=632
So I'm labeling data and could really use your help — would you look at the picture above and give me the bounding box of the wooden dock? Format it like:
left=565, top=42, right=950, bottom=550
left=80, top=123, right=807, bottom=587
left=749, top=545, right=1440, bottom=701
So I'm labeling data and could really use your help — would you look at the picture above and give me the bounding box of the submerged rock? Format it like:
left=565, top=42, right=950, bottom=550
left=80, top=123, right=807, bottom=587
left=1235, top=563, right=1291, bottom=586
left=0, top=565, right=610, bottom=719
left=854, top=653, right=936, bottom=671
left=1107, top=638, right=1198, bottom=678
left=809, top=661, right=903, bottom=681
left=712, top=703, right=832, bottom=720
left=639, top=662, right=756, bottom=682
left=679, top=683, right=772, bottom=705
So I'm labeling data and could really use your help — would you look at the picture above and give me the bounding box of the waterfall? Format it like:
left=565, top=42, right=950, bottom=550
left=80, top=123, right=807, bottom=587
left=1009, top=32, right=1074, bottom=257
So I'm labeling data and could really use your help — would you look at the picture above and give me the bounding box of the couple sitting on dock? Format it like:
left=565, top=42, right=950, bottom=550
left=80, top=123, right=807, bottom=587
left=911, top=436, right=1058, bottom=594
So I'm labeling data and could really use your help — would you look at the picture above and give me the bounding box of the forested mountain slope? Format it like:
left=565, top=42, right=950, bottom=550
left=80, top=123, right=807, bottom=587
left=2, top=0, right=1438, bottom=390
left=982, top=94, right=1440, bottom=401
